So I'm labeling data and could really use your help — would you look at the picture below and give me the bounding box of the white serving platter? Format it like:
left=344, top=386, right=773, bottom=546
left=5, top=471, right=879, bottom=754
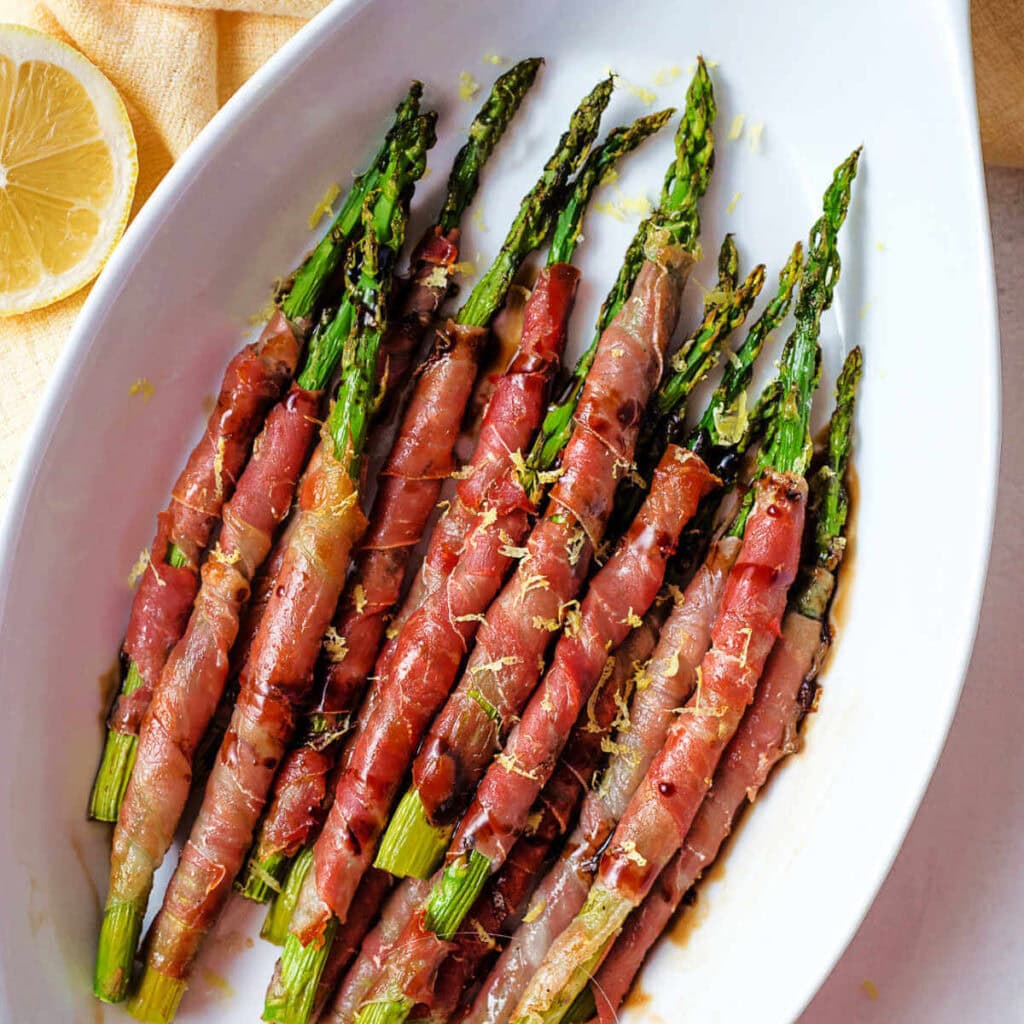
left=0, top=0, right=998, bottom=1021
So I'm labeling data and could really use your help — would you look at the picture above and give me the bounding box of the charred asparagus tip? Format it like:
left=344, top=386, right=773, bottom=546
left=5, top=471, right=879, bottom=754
left=763, top=147, right=860, bottom=478
left=127, top=966, right=186, bottom=1024
left=282, top=81, right=423, bottom=324
left=692, top=238, right=804, bottom=453
left=548, top=106, right=675, bottom=267
left=373, top=788, right=452, bottom=878
left=261, top=846, right=316, bottom=946
left=93, top=900, right=144, bottom=1003
left=439, top=57, right=544, bottom=233
left=262, top=923, right=335, bottom=1024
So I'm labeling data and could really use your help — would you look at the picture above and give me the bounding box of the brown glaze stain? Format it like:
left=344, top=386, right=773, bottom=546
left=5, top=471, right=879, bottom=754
left=668, top=885, right=712, bottom=948
left=624, top=983, right=652, bottom=1011
left=97, top=658, right=121, bottom=728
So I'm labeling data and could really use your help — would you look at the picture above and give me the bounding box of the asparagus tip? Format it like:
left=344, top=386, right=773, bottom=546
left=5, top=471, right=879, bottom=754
left=127, top=966, right=186, bottom=1024
left=93, top=901, right=144, bottom=1003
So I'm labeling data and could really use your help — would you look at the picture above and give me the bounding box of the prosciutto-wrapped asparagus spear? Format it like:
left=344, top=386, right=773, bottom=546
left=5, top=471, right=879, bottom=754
left=125, top=190, right=422, bottom=1022
left=375, top=61, right=725, bottom=888
left=88, top=85, right=425, bottom=823
left=462, top=244, right=804, bottom=1024
left=510, top=148, right=860, bottom=1024
left=260, top=79, right=625, bottom=1024
left=238, top=59, right=545, bottom=904
left=92, top=112, right=437, bottom=1006
left=582, top=347, right=861, bottom=1024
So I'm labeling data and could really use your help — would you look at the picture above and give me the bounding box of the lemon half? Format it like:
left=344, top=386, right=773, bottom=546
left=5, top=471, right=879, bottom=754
left=0, top=24, right=137, bottom=316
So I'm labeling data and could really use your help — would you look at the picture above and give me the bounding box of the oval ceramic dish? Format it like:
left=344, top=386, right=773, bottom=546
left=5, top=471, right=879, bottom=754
left=0, top=0, right=998, bottom=1021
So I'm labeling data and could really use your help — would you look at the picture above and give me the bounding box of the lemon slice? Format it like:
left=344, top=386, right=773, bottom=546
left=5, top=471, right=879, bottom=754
left=0, top=24, right=137, bottom=316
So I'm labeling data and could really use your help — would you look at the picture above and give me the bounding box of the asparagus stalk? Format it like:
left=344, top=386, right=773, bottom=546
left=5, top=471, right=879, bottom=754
left=261, top=78, right=618, bottom=1024
left=508, top=148, right=861, bottom=1024
left=530, top=56, right=716, bottom=471
left=87, top=86, right=424, bottom=824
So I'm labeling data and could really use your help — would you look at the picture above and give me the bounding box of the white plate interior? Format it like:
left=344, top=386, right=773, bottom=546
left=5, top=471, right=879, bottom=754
left=0, top=0, right=997, bottom=1021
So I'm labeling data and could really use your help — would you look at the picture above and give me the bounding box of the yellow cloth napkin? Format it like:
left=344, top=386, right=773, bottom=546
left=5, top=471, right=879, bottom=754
left=0, top=0, right=327, bottom=503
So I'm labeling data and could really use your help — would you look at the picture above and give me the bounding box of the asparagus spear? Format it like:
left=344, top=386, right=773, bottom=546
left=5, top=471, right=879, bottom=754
left=236, top=59, right=544, bottom=905
left=282, top=84, right=423, bottom=323
left=585, top=349, right=862, bottom=1024
left=509, top=149, right=861, bottom=1024
left=529, top=56, right=716, bottom=471
left=87, top=84, right=424, bottom=823
left=457, top=76, right=614, bottom=326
